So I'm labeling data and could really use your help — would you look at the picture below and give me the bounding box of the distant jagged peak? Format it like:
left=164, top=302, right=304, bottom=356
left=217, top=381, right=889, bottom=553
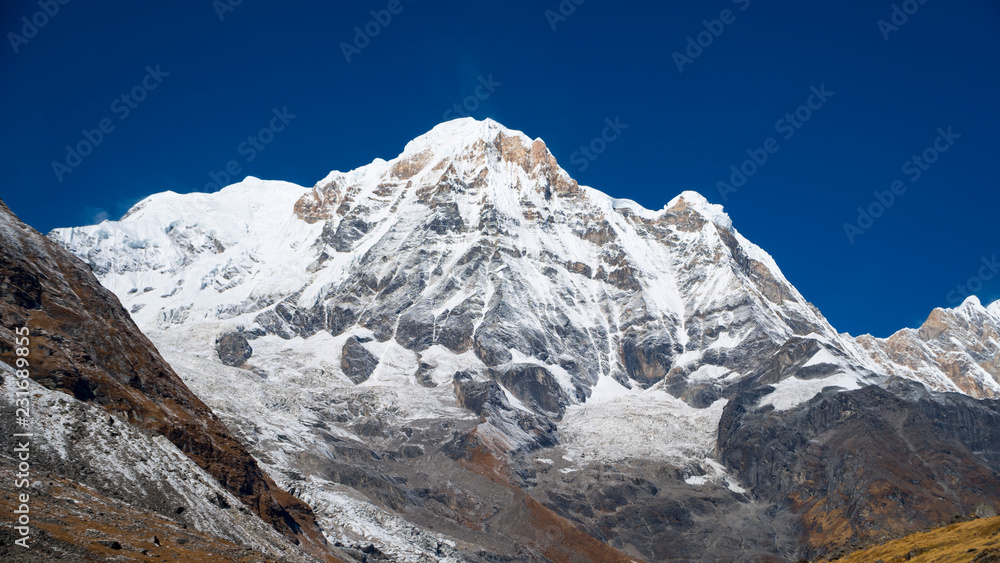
left=957, top=294, right=985, bottom=313
left=935, top=294, right=1000, bottom=324
left=918, top=296, right=986, bottom=337
left=948, top=295, right=1000, bottom=329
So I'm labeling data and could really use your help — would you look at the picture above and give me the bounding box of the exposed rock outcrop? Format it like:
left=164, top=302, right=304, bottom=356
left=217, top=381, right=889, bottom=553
left=216, top=331, right=252, bottom=367
left=340, top=336, right=378, bottom=384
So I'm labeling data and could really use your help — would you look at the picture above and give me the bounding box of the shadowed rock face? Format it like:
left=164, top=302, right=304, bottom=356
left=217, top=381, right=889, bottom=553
left=530, top=460, right=799, bottom=563
left=489, top=363, right=573, bottom=417
left=0, top=199, right=335, bottom=561
left=717, top=379, right=1000, bottom=559
left=216, top=331, right=253, bottom=367
left=622, top=330, right=684, bottom=389
left=340, top=335, right=378, bottom=384
left=450, top=370, right=559, bottom=455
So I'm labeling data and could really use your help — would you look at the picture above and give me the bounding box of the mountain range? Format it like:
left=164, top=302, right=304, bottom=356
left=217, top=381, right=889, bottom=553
left=3, top=118, right=999, bottom=562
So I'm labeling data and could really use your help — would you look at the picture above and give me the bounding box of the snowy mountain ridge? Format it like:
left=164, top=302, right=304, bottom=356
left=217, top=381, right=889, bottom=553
left=54, top=119, right=886, bottom=404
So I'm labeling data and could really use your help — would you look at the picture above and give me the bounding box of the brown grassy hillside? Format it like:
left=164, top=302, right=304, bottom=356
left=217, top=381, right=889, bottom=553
left=827, top=515, right=1000, bottom=563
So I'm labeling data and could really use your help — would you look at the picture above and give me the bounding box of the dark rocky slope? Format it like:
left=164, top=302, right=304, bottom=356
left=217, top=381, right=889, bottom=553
left=718, top=377, right=1000, bottom=559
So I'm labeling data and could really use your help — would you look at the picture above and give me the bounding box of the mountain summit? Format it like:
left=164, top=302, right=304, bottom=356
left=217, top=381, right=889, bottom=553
left=48, top=118, right=1000, bottom=561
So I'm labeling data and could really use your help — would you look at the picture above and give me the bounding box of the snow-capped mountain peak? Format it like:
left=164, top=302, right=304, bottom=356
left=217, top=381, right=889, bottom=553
left=52, top=118, right=1000, bottom=415
left=960, top=294, right=984, bottom=310
left=49, top=119, right=939, bottom=416
left=665, top=190, right=733, bottom=230
left=401, top=117, right=535, bottom=156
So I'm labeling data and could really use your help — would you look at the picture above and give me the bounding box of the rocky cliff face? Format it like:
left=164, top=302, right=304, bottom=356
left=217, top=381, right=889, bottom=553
left=44, top=118, right=1000, bottom=561
left=718, top=378, right=1000, bottom=558
left=0, top=198, right=341, bottom=562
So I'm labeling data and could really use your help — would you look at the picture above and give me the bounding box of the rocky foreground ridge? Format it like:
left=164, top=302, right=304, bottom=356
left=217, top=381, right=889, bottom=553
left=0, top=198, right=349, bottom=561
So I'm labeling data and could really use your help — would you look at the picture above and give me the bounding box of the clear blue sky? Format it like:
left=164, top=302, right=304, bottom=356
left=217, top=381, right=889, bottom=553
left=1, top=0, right=998, bottom=337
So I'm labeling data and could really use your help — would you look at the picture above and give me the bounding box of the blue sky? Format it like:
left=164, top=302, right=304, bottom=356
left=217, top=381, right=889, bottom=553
left=1, top=0, right=998, bottom=337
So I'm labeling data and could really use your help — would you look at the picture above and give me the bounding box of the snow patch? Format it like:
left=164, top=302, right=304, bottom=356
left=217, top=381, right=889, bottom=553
left=585, top=374, right=636, bottom=403
left=802, top=348, right=840, bottom=368
left=759, top=372, right=864, bottom=411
